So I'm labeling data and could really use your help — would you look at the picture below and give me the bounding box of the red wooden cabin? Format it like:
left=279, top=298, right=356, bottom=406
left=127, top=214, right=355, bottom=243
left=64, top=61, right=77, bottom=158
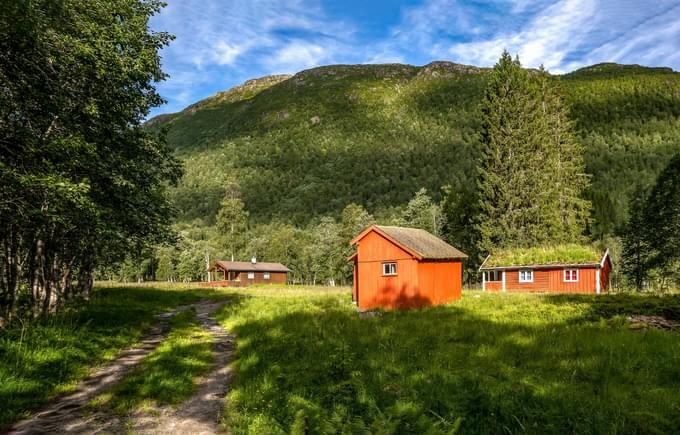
left=479, top=248, right=612, bottom=294
left=203, top=258, right=290, bottom=287
left=349, top=225, right=467, bottom=310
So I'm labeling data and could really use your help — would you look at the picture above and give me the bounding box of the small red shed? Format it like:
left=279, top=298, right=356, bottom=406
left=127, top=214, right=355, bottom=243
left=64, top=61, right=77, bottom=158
left=479, top=246, right=612, bottom=294
left=349, top=225, right=467, bottom=310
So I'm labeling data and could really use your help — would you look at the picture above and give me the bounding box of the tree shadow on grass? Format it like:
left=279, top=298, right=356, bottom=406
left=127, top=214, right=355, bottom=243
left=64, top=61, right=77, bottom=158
left=542, top=292, right=680, bottom=322
left=221, top=292, right=680, bottom=434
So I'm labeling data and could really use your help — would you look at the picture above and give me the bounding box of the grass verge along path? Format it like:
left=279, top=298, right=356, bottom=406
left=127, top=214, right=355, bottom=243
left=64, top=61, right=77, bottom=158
left=0, top=284, right=224, bottom=429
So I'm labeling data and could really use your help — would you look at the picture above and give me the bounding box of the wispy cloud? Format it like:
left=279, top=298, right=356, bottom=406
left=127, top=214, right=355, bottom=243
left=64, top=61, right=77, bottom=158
left=149, top=0, right=680, bottom=116
left=150, top=0, right=355, bottom=113
left=446, top=0, right=597, bottom=72
left=264, top=41, right=328, bottom=72
left=392, top=0, right=680, bottom=73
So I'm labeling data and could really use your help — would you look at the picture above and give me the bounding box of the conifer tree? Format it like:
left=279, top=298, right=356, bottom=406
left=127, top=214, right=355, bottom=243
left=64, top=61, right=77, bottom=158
left=643, top=153, right=680, bottom=276
left=441, top=183, right=480, bottom=285
left=476, top=52, right=591, bottom=254
left=621, top=184, right=653, bottom=291
left=537, top=68, right=591, bottom=242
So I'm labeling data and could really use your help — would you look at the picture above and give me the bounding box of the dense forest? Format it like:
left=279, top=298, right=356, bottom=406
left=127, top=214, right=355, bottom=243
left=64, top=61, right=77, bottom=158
left=0, top=0, right=178, bottom=322
left=150, top=61, right=680, bottom=230
left=131, top=59, right=680, bottom=287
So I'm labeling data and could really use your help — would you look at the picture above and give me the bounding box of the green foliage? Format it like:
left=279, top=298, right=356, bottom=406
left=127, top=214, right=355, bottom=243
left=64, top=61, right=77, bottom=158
left=396, top=188, right=443, bottom=236
left=150, top=61, right=680, bottom=240
left=621, top=184, right=655, bottom=290
left=0, top=0, right=179, bottom=320
left=136, top=59, right=680, bottom=287
left=537, top=69, right=592, bottom=240
left=621, top=153, right=680, bottom=290
left=216, top=188, right=249, bottom=260
left=441, top=183, right=480, bottom=284
left=475, top=52, right=590, bottom=253
left=0, top=285, right=215, bottom=428
left=217, top=286, right=680, bottom=434
left=644, top=153, right=680, bottom=273
left=486, top=244, right=602, bottom=267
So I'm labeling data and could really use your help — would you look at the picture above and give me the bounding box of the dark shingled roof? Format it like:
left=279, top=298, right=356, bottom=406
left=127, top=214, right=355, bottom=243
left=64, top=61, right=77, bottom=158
left=372, top=225, right=468, bottom=260
left=210, top=261, right=291, bottom=273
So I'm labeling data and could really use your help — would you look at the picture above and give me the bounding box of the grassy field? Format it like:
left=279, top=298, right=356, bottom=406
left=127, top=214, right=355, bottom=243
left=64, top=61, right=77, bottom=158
left=0, top=284, right=227, bottom=428
left=2, top=284, right=680, bottom=434
left=214, top=286, right=680, bottom=434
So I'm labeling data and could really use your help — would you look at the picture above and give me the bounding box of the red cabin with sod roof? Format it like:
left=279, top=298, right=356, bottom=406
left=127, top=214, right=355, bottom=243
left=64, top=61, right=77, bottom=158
left=349, top=225, right=467, bottom=310
left=479, top=246, right=612, bottom=294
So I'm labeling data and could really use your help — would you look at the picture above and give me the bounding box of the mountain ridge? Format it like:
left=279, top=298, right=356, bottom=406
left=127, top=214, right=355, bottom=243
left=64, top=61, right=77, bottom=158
left=149, top=60, right=680, bottom=237
left=149, top=61, right=675, bottom=123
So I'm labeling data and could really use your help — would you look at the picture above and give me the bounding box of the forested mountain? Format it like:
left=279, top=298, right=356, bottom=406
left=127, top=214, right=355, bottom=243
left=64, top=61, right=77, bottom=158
left=149, top=61, right=680, bottom=238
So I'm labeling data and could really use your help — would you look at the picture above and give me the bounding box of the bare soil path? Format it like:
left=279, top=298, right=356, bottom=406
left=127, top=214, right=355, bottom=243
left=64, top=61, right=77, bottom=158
left=7, top=300, right=234, bottom=435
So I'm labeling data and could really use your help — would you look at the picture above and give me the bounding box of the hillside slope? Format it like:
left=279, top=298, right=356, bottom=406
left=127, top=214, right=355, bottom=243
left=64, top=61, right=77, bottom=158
left=150, top=61, right=680, bottom=235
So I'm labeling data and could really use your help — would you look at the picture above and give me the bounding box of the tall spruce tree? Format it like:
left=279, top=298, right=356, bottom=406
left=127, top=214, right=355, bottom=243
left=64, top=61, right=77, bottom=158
left=476, top=52, right=590, bottom=254
left=441, top=183, right=480, bottom=285
left=621, top=184, right=653, bottom=291
left=643, top=153, right=680, bottom=277
left=537, top=68, right=591, bottom=242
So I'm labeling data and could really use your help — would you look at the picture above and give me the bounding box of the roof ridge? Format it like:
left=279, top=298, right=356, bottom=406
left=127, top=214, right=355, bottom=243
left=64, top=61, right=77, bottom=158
left=366, top=225, right=467, bottom=260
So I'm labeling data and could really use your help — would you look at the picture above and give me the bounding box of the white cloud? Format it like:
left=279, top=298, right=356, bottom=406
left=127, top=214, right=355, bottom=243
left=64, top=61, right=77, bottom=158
left=582, top=2, right=680, bottom=68
left=149, top=0, right=680, bottom=117
left=213, top=41, right=250, bottom=66
left=390, top=0, right=680, bottom=73
left=149, top=0, right=358, bottom=113
left=265, top=41, right=328, bottom=73
left=443, top=0, right=597, bottom=71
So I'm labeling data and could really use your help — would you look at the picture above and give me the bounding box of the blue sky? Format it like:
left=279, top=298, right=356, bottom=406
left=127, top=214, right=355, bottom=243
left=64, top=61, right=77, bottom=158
left=149, top=0, right=680, bottom=117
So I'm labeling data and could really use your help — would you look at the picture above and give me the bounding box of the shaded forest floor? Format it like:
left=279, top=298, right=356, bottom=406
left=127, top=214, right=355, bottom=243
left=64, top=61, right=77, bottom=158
left=2, top=284, right=680, bottom=434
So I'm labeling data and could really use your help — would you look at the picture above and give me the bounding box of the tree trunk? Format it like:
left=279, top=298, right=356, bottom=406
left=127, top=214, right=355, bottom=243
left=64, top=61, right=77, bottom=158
left=77, top=263, right=95, bottom=301
left=2, top=229, right=23, bottom=324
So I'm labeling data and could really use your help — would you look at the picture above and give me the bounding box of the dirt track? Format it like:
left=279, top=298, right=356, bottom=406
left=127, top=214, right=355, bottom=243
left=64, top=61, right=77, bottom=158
left=8, top=300, right=234, bottom=435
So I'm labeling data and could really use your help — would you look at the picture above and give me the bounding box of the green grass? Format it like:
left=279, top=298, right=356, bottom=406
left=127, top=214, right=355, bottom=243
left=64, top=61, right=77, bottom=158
left=92, top=308, right=214, bottom=413
left=0, top=283, right=224, bottom=428
left=215, top=286, right=680, bottom=434
left=485, top=244, right=602, bottom=267
left=4, top=284, right=680, bottom=433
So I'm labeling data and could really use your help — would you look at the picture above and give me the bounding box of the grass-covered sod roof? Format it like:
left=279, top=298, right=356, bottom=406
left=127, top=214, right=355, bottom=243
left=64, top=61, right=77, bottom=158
left=483, top=244, right=603, bottom=268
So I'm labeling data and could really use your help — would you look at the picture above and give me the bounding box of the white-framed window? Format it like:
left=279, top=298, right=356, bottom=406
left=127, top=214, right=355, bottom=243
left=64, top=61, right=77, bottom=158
left=519, top=269, right=534, bottom=283
left=564, top=269, right=579, bottom=282
left=382, top=262, right=397, bottom=276
left=484, top=270, right=500, bottom=282
left=263, top=272, right=270, bottom=280
left=247, top=272, right=255, bottom=279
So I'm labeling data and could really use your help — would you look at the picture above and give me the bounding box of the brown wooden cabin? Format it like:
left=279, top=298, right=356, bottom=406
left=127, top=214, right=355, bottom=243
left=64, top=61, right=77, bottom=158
left=349, top=225, right=467, bottom=310
left=203, top=258, right=290, bottom=287
left=479, top=249, right=612, bottom=294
